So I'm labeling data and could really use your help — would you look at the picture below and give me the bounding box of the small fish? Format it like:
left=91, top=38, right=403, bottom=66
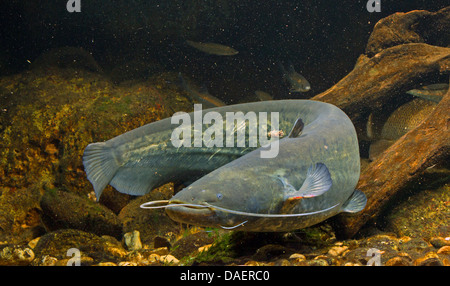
left=278, top=62, right=311, bottom=93
left=406, top=83, right=448, bottom=103
left=255, top=90, right=273, bottom=101
left=178, top=73, right=226, bottom=108
left=367, top=98, right=437, bottom=160
left=141, top=101, right=364, bottom=232
left=186, top=40, right=238, bottom=56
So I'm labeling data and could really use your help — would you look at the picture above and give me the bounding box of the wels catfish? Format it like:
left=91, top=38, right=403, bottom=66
left=141, top=101, right=366, bottom=232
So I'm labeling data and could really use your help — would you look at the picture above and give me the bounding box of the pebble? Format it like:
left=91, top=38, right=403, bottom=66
left=414, top=252, right=443, bottom=266
left=159, top=254, right=179, bottom=265
left=327, top=246, right=349, bottom=257
left=0, top=245, right=35, bottom=266
left=437, top=246, right=450, bottom=255
left=40, top=255, right=58, bottom=266
left=124, top=230, right=143, bottom=251
left=430, top=237, right=450, bottom=248
left=385, top=256, right=412, bottom=266
left=97, top=262, right=117, bottom=266
left=198, top=244, right=212, bottom=253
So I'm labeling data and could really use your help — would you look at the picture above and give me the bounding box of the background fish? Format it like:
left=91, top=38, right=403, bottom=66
left=254, top=90, right=273, bottom=101
left=278, top=62, right=311, bottom=93
left=406, top=83, right=448, bottom=103
left=178, top=73, right=226, bottom=108
left=367, top=98, right=437, bottom=160
left=186, top=40, right=238, bottom=56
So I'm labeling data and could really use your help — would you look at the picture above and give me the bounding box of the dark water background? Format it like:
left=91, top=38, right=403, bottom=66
left=1, top=0, right=448, bottom=104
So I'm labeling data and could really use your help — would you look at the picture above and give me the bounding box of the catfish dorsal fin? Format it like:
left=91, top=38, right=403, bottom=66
left=288, top=118, right=304, bottom=138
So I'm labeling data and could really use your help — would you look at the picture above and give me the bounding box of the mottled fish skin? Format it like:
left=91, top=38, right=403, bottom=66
left=186, top=40, right=239, bottom=56
left=165, top=101, right=364, bottom=232
left=84, top=100, right=328, bottom=200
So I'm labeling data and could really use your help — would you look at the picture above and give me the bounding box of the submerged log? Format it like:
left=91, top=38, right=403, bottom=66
left=336, top=89, right=449, bottom=238
left=311, top=16, right=450, bottom=237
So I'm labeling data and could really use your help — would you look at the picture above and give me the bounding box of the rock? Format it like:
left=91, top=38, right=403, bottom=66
left=153, top=236, right=172, bottom=250
left=32, top=229, right=127, bottom=265
left=327, top=245, right=349, bottom=257
left=118, top=261, right=137, bottom=266
left=0, top=67, right=191, bottom=201
left=118, top=184, right=181, bottom=246
left=385, top=256, right=412, bottom=266
left=30, top=46, right=103, bottom=73
left=0, top=245, right=35, bottom=265
left=170, top=231, right=216, bottom=260
left=430, top=237, right=450, bottom=248
left=437, top=246, right=450, bottom=255
left=0, top=187, right=43, bottom=244
left=414, top=252, right=444, bottom=266
left=159, top=254, right=179, bottom=265
left=97, top=262, right=117, bottom=266
left=198, top=244, right=213, bottom=253
left=40, top=189, right=123, bottom=239
left=307, top=258, right=329, bottom=266
left=123, top=230, right=142, bottom=251
left=385, top=185, right=450, bottom=239
left=252, top=244, right=291, bottom=261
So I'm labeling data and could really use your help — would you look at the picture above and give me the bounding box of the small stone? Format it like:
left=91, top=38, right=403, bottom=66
left=198, top=244, right=212, bottom=253
left=414, top=252, right=443, bottom=266
left=118, top=261, right=137, bottom=266
left=124, top=230, right=142, bottom=251
left=56, top=256, right=94, bottom=266
left=430, top=237, right=450, bottom=248
left=97, top=262, right=117, bottom=266
left=289, top=253, right=306, bottom=261
left=385, top=256, right=412, bottom=266
left=437, top=246, right=450, bottom=255
left=159, top=254, right=179, bottom=265
left=328, top=246, right=348, bottom=257
left=244, top=260, right=262, bottom=266
left=28, top=237, right=40, bottom=249
left=0, top=245, right=35, bottom=266
left=152, top=247, right=169, bottom=256
left=148, top=253, right=160, bottom=263
left=40, top=255, right=58, bottom=266
left=344, top=262, right=362, bottom=266
left=153, top=236, right=171, bottom=249
left=308, top=258, right=329, bottom=266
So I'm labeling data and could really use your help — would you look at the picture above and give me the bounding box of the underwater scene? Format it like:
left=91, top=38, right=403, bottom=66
left=0, top=0, right=449, bottom=269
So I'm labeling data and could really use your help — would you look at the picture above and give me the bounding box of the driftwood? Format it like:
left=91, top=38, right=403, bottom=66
left=335, top=89, right=449, bottom=238
left=313, top=43, right=450, bottom=124
left=311, top=42, right=450, bottom=238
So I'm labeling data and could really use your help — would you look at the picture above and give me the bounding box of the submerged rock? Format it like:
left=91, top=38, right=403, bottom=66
left=32, top=229, right=127, bottom=265
left=40, top=189, right=123, bottom=239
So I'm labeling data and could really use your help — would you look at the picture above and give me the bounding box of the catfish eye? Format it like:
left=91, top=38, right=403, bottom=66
left=217, top=193, right=223, bottom=200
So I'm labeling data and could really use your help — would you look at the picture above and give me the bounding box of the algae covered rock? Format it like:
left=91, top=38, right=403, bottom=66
left=118, top=183, right=181, bottom=246
left=32, top=229, right=127, bottom=264
left=40, top=189, right=123, bottom=239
